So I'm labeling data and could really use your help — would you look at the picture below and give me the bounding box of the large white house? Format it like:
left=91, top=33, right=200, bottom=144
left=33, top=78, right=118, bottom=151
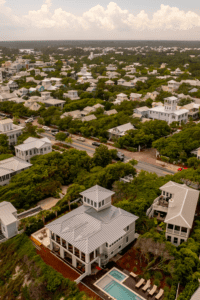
left=0, top=119, right=23, bottom=146
left=46, top=185, right=138, bottom=275
left=0, top=157, right=32, bottom=186
left=147, top=181, right=199, bottom=246
left=0, top=201, right=19, bottom=239
left=148, top=96, right=189, bottom=124
left=63, top=90, right=80, bottom=100
left=15, top=137, right=52, bottom=163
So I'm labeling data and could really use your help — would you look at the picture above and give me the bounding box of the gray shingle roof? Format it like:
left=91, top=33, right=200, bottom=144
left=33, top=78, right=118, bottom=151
left=0, top=157, right=32, bottom=176
left=46, top=204, right=138, bottom=254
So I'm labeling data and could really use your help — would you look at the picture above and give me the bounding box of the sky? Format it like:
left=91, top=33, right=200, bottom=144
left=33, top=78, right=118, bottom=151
left=1, top=0, right=200, bottom=41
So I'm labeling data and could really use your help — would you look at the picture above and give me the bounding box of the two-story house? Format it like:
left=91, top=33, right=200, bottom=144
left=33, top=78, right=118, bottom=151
left=146, top=181, right=199, bottom=246
left=148, top=96, right=189, bottom=124
left=0, top=202, right=19, bottom=239
left=46, top=185, right=138, bottom=275
left=0, top=157, right=32, bottom=186
left=15, top=137, right=52, bottom=163
left=0, top=119, right=23, bottom=146
left=108, top=122, right=135, bottom=139
left=63, top=90, right=80, bottom=100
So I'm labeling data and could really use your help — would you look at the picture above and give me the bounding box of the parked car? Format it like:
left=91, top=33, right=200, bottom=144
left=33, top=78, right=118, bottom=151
left=117, top=152, right=125, bottom=161
left=92, top=141, right=101, bottom=147
left=25, top=118, right=33, bottom=123
left=42, top=126, right=50, bottom=131
left=51, top=129, right=59, bottom=133
left=178, top=167, right=188, bottom=171
left=76, top=137, right=85, bottom=142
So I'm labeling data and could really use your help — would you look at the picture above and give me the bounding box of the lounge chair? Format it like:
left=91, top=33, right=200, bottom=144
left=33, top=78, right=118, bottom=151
left=142, top=279, right=151, bottom=291
left=136, top=278, right=145, bottom=288
left=149, top=285, right=157, bottom=296
left=130, top=272, right=138, bottom=278
left=155, top=288, right=164, bottom=299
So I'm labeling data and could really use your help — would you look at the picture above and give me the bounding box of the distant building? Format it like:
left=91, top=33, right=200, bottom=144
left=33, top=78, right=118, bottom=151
left=148, top=96, right=188, bottom=124
left=108, top=122, right=135, bottom=139
left=0, top=157, right=32, bottom=186
left=0, top=119, right=23, bottom=146
left=63, top=90, right=80, bottom=100
left=15, top=137, right=52, bottom=163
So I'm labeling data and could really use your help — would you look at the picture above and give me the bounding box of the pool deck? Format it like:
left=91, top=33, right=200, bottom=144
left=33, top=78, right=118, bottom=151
left=82, top=262, right=164, bottom=300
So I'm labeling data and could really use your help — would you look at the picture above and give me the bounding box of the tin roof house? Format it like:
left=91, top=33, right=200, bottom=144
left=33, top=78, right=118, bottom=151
left=46, top=185, right=138, bottom=277
left=146, top=181, right=199, bottom=246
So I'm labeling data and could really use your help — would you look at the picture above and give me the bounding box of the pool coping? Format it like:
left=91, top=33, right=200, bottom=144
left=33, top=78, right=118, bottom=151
left=94, top=267, right=146, bottom=300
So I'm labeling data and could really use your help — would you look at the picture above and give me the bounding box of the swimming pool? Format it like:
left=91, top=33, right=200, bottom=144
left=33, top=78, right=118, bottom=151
left=104, top=280, right=143, bottom=300
left=109, top=269, right=126, bottom=282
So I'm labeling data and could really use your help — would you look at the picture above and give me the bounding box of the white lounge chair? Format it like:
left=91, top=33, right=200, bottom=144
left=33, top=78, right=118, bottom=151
left=136, top=278, right=145, bottom=288
left=142, top=279, right=151, bottom=291
left=155, top=288, right=164, bottom=299
left=130, top=272, right=137, bottom=278
left=149, top=285, right=157, bottom=296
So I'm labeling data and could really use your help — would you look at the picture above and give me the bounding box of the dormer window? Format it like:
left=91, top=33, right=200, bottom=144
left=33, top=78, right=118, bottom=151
left=99, top=202, right=101, bottom=208
left=91, top=200, right=93, bottom=206
left=87, top=198, right=90, bottom=204
left=84, top=197, right=86, bottom=202
left=102, top=200, right=104, bottom=206
left=94, top=202, right=97, bottom=208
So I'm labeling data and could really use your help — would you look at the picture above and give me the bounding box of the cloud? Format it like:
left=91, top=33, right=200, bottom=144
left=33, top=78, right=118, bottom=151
left=1, top=0, right=200, bottom=40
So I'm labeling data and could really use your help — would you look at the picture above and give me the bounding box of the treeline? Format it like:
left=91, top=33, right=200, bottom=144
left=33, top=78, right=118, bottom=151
left=0, top=148, right=136, bottom=210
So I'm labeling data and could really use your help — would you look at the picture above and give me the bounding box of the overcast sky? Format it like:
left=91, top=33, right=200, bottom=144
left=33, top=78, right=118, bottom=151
left=1, top=0, right=200, bottom=41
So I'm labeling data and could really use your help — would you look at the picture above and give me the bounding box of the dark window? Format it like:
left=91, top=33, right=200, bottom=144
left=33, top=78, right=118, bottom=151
left=167, top=236, right=171, bottom=242
left=94, top=202, right=97, bottom=207
left=127, top=226, right=129, bottom=231
left=126, top=236, right=129, bottom=243
left=175, top=226, right=180, bottom=231
left=102, top=200, right=104, bottom=206
left=168, top=224, right=174, bottom=230
left=181, top=227, right=187, bottom=233
left=99, top=202, right=101, bottom=208
left=91, top=200, right=93, bottom=206
left=106, top=243, right=108, bottom=247
left=180, top=239, right=185, bottom=244
left=174, top=237, right=178, bottom=244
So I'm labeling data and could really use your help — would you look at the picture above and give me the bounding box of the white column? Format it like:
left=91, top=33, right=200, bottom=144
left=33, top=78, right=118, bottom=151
left=60, top=246, right=64, bottom=258
left=72, top=255, right=77, bottom=268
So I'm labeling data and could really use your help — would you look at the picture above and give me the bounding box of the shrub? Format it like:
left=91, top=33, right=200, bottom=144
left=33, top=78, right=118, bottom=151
left=99, top=137, right=107, bottom=143
left=165, top=277, right=173, bottom=286
left=133, top=266, right=137, bottom=272
left=154, top=271, right=163, bottom=280
left=144, top=272, right=151, bottom=280
left=154, top=279, right=160, bottom=287
left=126, top=263, right=130, bottom=269
left=161, top=156, right=170, bottom=163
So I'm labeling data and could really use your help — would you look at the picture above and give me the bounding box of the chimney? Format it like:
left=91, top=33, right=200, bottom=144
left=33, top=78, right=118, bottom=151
left=168, top=199, right=174, bottom=208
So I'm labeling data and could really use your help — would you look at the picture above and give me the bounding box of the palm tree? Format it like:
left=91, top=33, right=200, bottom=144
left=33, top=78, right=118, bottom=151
left=51, top=206, right=61, bottom=218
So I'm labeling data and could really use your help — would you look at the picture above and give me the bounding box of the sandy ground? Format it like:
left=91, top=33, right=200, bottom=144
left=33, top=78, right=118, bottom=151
left=37, top=186, right=69, bottom=210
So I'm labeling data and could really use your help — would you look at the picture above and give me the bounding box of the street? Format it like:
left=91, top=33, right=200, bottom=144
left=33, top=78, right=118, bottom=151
left=40, top=131, right=174, bottom=177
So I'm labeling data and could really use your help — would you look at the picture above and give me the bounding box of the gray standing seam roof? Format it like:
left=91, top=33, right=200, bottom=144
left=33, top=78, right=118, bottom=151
left=80, top=185, right=115, bottom=203
left=46, top=204, right=138, bottom=254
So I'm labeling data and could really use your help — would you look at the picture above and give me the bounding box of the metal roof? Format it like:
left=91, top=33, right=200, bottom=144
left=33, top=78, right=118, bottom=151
left=190, top=286, right=200, bottom=300
left=0, top=157, right=32, bottom=176
left=15, top=137, right=51, bottom=151
left=80, top=185, right=115, bottom=203
left=0, top=201, right=17, bottom=225
left=46, top=204, right=138, bottom=254
left=160, top=181, right=199, bottom=228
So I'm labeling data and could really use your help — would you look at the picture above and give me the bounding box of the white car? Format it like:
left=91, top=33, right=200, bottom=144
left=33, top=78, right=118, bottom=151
left=42, top=126, right=51, bottom=131
left=76, top=137, right=85, bottom=142
left=25, top=118, right=33, bottom=123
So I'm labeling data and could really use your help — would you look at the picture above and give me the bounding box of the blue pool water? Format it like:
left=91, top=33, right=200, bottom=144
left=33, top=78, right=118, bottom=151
left=104, top=280, right=143, bottom=300
left=109, top=269, right=126, bottom=281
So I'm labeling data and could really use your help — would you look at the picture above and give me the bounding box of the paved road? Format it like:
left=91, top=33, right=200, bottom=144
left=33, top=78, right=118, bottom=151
left=41, top=132, right=174, bottom=177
